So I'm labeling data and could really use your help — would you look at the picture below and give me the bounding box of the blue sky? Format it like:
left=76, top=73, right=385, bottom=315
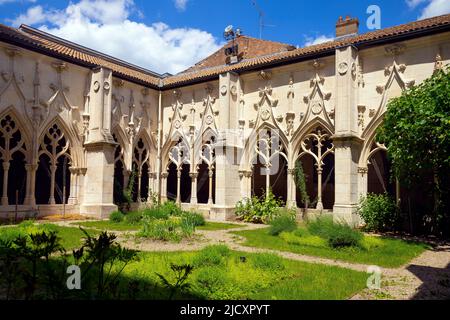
left=1, top=0, right=449, bottom=74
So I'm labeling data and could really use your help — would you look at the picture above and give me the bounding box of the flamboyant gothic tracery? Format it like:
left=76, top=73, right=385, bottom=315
left=0, top=14, right=448, bottom=222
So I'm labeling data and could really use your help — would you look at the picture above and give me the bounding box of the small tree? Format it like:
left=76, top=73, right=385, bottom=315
left=294, top=159, right=310, bottom=210
left=377, top=66, right=450, bottom=236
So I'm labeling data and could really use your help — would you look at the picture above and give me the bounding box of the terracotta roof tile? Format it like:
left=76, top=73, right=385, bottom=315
left=1, top=13, right=449, bottom=89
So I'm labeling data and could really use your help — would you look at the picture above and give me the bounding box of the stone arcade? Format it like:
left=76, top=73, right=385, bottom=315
left=0, top=15, right=449, bottom=223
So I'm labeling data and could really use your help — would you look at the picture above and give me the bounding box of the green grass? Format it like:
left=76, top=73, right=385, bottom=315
left=121, top=250, right=368, bottom=300
left=0, top=223, right=99, bottom=250
left=233, top=227, right=429, bottom=268
left=196, top=222, right=242, bottom=231
left=72, top=220, right=241, bottom=232
left=73, top=220, right=141, bottom=231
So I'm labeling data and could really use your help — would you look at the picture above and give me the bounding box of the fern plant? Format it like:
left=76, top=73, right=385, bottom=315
left=156, top=263, right=194, bottom=300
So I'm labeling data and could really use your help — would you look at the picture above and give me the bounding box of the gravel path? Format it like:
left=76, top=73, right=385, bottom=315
left=48, top=219, right=450, bottom=300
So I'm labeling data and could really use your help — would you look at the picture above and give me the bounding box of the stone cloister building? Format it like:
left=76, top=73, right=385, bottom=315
left=0, top=14, right=449, bottom=222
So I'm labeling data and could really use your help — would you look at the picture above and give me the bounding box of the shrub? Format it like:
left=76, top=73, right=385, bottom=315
left=109, top=211, right=124, bottom=223
left=181, top=212, right=205, bottom=227
left=251, top=253, right=285, bottom=271
left=357, top=193, right=398, bottom=232
left=193, top=245, right=230, bottom=267
left=195, top=266, right=228, bottom=298
left=142, top=207, right=170, bottom=220
left=359, top=236, right=385, bottom=251
left=307, top=216, right=363, bottom=248
left=139, top=217, right=194, bottom=242
left=235, top=190, right=284, bottom=224
left=160, top=201, right=183, bottom=217
left=124, top=211, right=142, bottom=225
left=268, top=209, right=297, bottom=236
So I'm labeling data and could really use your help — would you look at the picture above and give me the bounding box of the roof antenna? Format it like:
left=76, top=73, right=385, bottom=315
left=251, top=0, right=276, bottom=39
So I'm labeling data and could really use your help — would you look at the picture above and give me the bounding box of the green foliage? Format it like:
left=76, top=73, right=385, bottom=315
left=75, top=229, right=138, bottom=298
left=192, top=245, right=230, bottom=267
left=156, top=263, right=194, bottom=300
left=181, top=211, right=205, bottom=227
left=307, top=216, right=363, bottom=248
left=139, top=217, right=194, bottom=242
left=195, top=266, right=228, bottom=298
left=357, top=193, right=398, bottom=232
left=377, top=66, right=450, bottom=236
left=268, top=209, right=297, bottom=236
left=235, top=189, right=284, bottom=224
left=279, top=231, right=328, bottom=248
left=251, top=253, right=285, bottom=271
left=294, top=159, right=310, bottom=207
left=124, top=211, right=143, bottom=225
left=109, top=211, right=125, bottom=223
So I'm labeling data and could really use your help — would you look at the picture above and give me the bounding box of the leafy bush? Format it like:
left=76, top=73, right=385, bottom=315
left=160, top=201, right=183, bottom=217
left=268, top=209, right=297, bottom=236
left=357, top=193, right=398, bottom=232
left=359, top=236, right=385, bottom=251
left=124, top=211, right=142, bottom=225
left=195, top=266, right=228, bottom=298
left=235, top=190, right=284, bottom=224
left=307, top=216, right=363, bottom=248
left=109, top=211, right=124, bottom=223
left=139, top=217, right=194, bottom=242
left=181, top=212, right=205, bottom=227
left=193, top=245, right=230, bottom=267
left=142, top=207, right=170, bottom=220
left=251, top=253, right=285, bottom=271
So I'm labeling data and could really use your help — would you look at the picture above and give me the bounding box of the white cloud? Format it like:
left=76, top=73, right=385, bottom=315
left=418, top=0, right=450, bottom=19
left=405, top=0, right=427, bottom=8
left=9, top=0, right=222, bottom=74
left=303, top=34, right=334, bottom=47
left=405, top=0, right=450, bottom=19
left=174, top=0, right=188, bottom=11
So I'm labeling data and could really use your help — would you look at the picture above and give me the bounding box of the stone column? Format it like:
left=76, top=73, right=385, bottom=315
left=49, top=163, right=57, bottom=205
left=287, top=168, right=297, bottom=208
left=1, top=161, right=10, bottom=205
left=80, top=67, right=118, bottom=218
left=25, top=163, right=37, bottom=206
left=136, top=169, right=142, bottom=202
left=123, top=169, right=131, bottom=190
left=68, top=167, right=78, bottom=205
left=176, top=169, right=181, bottom=205
left=190, top=172, right=198, bottom=205
left=332, top=45, right=363, bottom=224
left=357, top=167, right=368, bottom=199
left=208, top=168, right=214, bottom=205
left=213, top=72, right=242, bottom=220
left=160, top=172, right=168, bottom=202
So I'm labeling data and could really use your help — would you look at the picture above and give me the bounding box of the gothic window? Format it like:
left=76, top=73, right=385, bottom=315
left=167, top=138, right=191, bottom=204
left=113, top=133, right=125, bottom=205
left=0, top=114, right=27, bottom=205
left=36, top=123, right=71, bottom=204
left=132, top=138, right=150, bottom=202
left=197, top=133, right=216, bottom=204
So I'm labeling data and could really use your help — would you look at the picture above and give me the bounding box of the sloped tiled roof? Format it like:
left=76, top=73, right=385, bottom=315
left=0, top=13, right=449, bottom=89
left=181, top=35, right=296, bottom=74
left=0, top=24, right=162, bottom=87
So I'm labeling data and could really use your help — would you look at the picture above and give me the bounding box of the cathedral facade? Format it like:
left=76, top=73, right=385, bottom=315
left=0, top=15, right=449, bottom=223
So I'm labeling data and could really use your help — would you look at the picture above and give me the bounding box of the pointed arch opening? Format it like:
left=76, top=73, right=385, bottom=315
left=250, top=128, right=288, bottom=203
left=295, top=126, right=334, bottom=210
left=166, top=137, right=191, bottom=204
left=0, top=114, right=28, bottom=205
left=197, top=131, right=216, bottom=205
left=36, top=122, right=71, bottom=205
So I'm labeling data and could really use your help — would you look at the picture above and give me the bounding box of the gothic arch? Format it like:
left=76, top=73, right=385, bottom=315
left=36, top=118, right=73, bottom=204
left=0, top=110, right=29, bottom=205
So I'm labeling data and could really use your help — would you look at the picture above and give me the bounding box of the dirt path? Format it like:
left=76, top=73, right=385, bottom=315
left=50, top=219, right=450, bottom=300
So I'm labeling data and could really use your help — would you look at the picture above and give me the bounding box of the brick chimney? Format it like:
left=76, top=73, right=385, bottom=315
left=336, top=16, right=359, bottom=37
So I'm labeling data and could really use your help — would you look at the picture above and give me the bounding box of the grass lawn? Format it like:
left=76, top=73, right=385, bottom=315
left=121, top=249, right=368, bottom=300
left=73, top=220, right=241, bottom=232
left=196, top=222, right=242, bottom=231
left=233, top=227, right=430, bottom=268
left=0, top=223, right=99, bottom=250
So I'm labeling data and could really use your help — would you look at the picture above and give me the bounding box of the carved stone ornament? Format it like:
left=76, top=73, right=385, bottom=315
left=311, top=100, right=323, bottom=115
left=93, top=81, right=100, bottom=92
left=338, top=62, right=349, bottom=75
left=220, top=85, right=228, bottom=96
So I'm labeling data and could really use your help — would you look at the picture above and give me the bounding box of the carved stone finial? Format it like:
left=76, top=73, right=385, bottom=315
left=51, top=61, right=67, bottom=73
